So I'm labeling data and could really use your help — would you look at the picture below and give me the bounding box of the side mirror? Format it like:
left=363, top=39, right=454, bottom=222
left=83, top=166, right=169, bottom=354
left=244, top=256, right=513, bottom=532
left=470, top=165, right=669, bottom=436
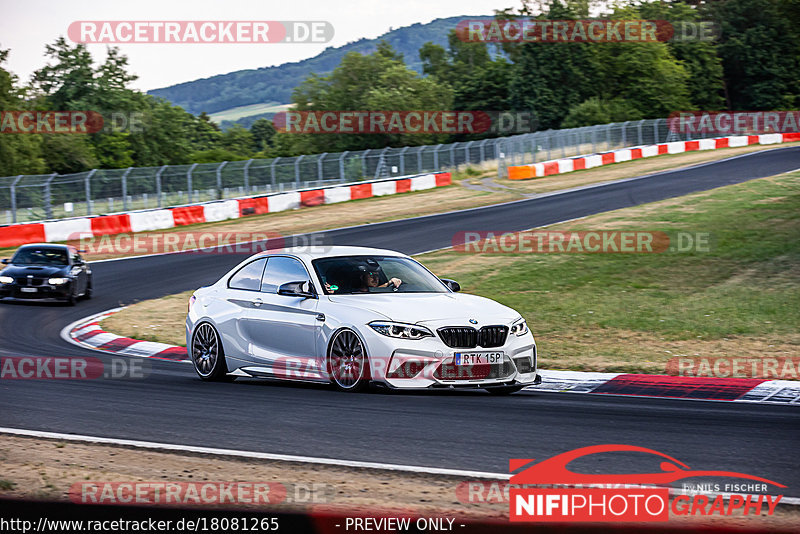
left=441, top=278, right=460, bottom=292
left=1, top=259, right=8, bottom=265
left=278, top=280, right=316, bottom=299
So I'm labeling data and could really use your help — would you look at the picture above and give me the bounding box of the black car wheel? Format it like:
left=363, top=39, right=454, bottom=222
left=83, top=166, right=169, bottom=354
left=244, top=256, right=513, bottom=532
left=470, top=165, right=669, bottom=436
left=83, top=279, right=93, bottom=300
left=191, top=322, right=231, bottom=381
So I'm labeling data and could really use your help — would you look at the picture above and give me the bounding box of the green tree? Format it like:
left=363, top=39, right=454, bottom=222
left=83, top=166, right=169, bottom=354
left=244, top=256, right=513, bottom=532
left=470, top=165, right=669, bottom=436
left=0, top=48, right=46, bottom=175
left=710, top=0, right=800, bottom=109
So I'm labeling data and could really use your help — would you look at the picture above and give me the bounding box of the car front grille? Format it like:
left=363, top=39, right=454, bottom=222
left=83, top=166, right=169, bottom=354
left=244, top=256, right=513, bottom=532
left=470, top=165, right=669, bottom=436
left=433, top=359, right=514, bottom=381
left=437, top=325, right=509, bottom=348
left=16, top=277, right=45, bottom=286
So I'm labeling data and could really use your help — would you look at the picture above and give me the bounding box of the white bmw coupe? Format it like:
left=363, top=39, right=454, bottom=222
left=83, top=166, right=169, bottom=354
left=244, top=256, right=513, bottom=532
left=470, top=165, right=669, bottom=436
left=186, top=246, right=540, bottom=394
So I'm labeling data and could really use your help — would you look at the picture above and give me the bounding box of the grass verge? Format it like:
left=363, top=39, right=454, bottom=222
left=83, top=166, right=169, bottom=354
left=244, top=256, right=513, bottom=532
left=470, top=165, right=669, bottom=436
left=103, top=171, right=799, bottom=375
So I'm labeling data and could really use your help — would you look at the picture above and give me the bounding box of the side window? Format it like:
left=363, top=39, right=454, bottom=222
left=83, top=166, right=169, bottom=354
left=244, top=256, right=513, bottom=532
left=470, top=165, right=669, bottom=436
left=73, top=253, right=83, bottom=265
left=261, top=257, right=310, bottom=293
left=228, top=258, right=267, bottom=291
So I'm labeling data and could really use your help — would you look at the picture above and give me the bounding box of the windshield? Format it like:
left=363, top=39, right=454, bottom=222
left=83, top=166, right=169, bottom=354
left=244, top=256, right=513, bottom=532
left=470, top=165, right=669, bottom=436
left=11, top=248, right=69, bottom=266
left=312, top=255, right=449, bottom=295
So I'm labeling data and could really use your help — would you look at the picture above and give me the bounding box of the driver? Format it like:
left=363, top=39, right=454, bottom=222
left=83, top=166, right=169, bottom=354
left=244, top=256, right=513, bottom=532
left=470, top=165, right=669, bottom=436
left=357, top=269, right=401, bottom=292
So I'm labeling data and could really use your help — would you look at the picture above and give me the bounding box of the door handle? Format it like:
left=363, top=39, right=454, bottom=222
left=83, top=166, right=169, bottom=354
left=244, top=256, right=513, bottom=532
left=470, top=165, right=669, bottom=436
left=252, top=298, right=263, bottom=308
left=316, top=313, right=325, bottom=322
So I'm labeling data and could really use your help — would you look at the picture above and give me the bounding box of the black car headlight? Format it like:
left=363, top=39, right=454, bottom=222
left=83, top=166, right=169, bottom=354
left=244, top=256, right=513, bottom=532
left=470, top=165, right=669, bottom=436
left=369, top=321, right=433, bottom=340
left=0, top=276, right=13, bottom=284
left=510, top=317, right=529, bottom=336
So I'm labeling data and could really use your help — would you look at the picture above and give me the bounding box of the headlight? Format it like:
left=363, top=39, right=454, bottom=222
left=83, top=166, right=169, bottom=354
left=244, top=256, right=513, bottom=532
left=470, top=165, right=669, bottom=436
left=48, top=277, right=69, bottom=285
left=369, top=321, right=433, bottom=340
left=510, top=318, right=529, bottom=336
left=0, top=276, right=13, bottom=284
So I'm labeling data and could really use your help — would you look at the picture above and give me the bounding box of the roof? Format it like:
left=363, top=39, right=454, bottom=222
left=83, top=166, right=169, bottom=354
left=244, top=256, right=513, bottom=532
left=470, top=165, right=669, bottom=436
left=17, top=243, right=71, bottom=250
left=258, top=245, right=409, bottom=262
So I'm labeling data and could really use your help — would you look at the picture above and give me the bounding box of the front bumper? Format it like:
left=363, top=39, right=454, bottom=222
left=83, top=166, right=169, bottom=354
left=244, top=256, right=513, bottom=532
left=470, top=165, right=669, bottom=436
left=361, top=327, right=540, bottom=389
left=0, top=282, right=72, bottom=300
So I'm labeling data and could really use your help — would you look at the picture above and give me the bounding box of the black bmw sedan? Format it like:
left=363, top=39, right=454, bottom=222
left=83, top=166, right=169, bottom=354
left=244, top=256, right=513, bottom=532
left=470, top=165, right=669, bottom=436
left=0, top=244, right=92, bottom=305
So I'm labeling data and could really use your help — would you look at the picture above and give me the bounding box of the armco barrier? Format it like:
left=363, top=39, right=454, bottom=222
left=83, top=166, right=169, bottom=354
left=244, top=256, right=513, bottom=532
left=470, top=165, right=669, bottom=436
left=0, top=172, right=451, bottom=249
left=507, top=133, right=799, bottom=180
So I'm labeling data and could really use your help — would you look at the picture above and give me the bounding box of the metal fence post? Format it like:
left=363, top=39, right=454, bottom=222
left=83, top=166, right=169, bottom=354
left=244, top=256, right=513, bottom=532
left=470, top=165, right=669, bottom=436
left=479, top=139, right=488, bottom=163
left=216, top=161, right=228, bottom=200
left=464, top=141, right=473, bottom=167
left=450, top=143, right=457, bottom=169
left=43, top=173, right=57, bottom=219
left=121, top=167, right=132, bottom=211
left=243, top=159, right=253, bottom=191
left=155, top=165, right=166, bottom=207
left=399, top=146, right=409, bottom=175
left=85, top=169, right=96, bottom=216
left=271, top=157, right=280, bottom=188
left=11, top=175, right=22, bottom=223
left=417, top=147, right=423, bottom=172
left=294, top=155, right=304, bottom=187
left=338, top=152, right=348, bottom=181
left=637, top=119, right=645, bottom=145
left=621, top=121, right=629, bottom=147
left=362, top=150, right=370, bottom=179
left=433, top=144, right=443, bottom=170
left=376, top=147, right=389, bottom=179
left=653, top=120, right=659, bottom=145
left=187, top=163, right=197, bottom=203
left=318, top=153, right=327, bottom=182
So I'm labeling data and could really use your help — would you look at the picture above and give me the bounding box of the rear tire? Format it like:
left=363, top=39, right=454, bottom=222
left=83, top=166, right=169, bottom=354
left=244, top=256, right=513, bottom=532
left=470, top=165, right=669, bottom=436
left=327, top=329, right=370, bottom=392
left=191, top=323, right=231, bottom=381
left=485, top=385, right=525, bottom=395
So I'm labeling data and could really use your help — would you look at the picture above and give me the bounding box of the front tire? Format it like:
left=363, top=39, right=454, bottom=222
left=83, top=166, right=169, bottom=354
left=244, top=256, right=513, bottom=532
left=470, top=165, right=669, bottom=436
left=327, top=329, right=370, bottom=392
left=83, top=280, right=93, bottom=300
left=191, top=322, right=230, bottom=381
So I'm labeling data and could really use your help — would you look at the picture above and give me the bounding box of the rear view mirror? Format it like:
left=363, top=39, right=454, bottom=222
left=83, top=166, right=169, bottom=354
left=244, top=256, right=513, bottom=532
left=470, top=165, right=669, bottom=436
left=441, top=278, right=460, bottom=292
left=1, top=259, right=8, bottom=265
left=278, top=280, right=316, bottom=299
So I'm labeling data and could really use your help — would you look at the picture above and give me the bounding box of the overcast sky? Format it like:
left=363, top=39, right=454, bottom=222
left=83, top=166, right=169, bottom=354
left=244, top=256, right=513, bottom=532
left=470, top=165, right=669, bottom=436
left=0, top=0, right=519, bottom=92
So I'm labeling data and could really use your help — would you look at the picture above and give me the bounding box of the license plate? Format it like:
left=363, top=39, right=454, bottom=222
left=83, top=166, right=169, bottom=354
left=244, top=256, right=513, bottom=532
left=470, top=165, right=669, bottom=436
left=454, top=352, right=503, bottom=365
left=20, top=287, right=37, bottom=293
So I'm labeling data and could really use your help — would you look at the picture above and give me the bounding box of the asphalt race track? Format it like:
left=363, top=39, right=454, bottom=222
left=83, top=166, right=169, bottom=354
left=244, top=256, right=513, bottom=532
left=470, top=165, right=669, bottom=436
left=1, top=147, right=799, bottom=496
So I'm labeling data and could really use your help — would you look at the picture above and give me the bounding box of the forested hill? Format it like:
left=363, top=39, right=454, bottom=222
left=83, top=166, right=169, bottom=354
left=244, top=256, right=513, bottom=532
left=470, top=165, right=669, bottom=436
left=147, top=16, right=487, bottom=115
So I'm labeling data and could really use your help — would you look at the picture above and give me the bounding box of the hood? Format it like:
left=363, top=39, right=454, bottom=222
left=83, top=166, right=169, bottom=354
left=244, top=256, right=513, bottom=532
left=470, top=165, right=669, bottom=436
left=327, top=292, right=520, bottom=326
left=1, top=264, right=69, bottom=277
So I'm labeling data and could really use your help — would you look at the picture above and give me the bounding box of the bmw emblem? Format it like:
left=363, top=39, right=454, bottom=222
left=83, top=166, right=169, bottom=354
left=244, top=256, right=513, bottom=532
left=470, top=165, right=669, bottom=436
left=469, top=319, right=478, bottom=324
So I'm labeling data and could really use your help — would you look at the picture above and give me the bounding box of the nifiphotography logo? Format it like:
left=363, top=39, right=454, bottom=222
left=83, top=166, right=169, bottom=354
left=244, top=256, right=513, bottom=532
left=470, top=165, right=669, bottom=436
left=509, top=445, right=785, bottom=522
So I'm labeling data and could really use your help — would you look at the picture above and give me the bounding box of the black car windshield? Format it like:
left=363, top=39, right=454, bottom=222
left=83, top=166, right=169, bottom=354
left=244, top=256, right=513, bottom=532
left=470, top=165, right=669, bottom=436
left=11, top=248, right=69, bottom=265
left=313, top=256, right=448, bottom=295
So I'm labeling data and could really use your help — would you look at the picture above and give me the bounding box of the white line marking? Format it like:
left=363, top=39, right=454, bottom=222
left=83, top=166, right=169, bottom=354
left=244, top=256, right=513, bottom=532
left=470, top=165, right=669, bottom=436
left=0, top=427, right=508, bottom=479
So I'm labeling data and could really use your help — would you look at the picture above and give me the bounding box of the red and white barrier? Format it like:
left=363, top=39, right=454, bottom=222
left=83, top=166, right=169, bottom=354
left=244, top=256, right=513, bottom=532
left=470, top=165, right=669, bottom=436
left=0, top=172, right=452, bottom=248
left=507, top=132, right=800, bottom=180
